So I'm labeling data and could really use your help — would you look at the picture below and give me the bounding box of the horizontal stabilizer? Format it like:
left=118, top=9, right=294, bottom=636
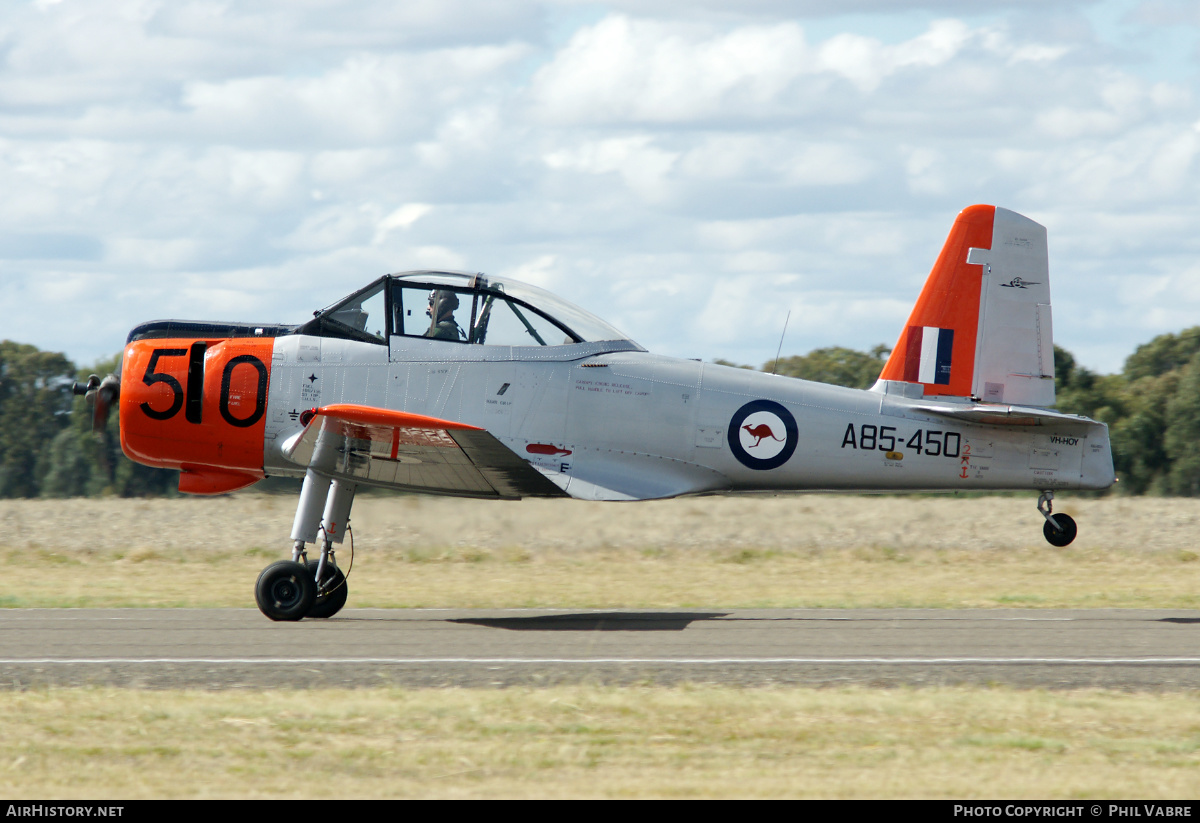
left=281, top=404, right=566, bottom=499
left=905, top=399, right=1092, bottom=428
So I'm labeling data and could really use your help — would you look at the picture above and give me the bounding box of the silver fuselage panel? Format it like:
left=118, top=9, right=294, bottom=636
left=262, top=333, right=1114, bottom=501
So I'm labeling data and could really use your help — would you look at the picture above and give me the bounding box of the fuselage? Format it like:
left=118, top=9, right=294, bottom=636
left=119, top=326, right=1114, bottom=501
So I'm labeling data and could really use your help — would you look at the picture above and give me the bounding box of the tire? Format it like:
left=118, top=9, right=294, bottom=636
left=255, top=560, right=316, bottom=621
left=306, top=559, right=348, bottom=619
left=1042, top=513, right=1078, bottom=547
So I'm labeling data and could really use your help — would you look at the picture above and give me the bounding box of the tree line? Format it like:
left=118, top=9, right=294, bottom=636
left=0, top=342, right=175, bottom=499
left=4, top=330, right=1200, bottom=497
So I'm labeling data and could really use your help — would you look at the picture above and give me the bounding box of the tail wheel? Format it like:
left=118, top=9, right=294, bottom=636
left=1043, top=513, right=1078, bottom=547
left=255, top=560, right=316, bottom=621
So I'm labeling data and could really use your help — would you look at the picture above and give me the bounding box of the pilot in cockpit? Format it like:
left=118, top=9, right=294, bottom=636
left=425, top=290, right=466, bottom=341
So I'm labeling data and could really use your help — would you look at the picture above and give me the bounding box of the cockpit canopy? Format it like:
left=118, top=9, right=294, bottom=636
left=299, top=271, right=636, bottom=349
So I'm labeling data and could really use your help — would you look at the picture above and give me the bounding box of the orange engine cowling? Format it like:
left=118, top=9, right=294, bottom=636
left=120, top=337, right=275, bottom=494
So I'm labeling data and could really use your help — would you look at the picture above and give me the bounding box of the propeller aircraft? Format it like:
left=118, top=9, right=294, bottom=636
left=76, top=204, right=1116, bottom=620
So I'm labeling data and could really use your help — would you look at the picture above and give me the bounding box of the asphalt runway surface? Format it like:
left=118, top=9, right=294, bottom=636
left=1, top=608, right=1198, bottom=690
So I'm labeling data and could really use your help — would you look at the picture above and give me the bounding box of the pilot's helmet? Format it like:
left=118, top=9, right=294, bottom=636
left=429, top=290, right=459, bottom=312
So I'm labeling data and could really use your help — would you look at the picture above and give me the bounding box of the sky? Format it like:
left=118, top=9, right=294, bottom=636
left=2, top=0, right=1200, bottom=375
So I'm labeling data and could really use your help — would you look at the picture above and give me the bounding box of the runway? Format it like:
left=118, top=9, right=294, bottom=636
left=1, top=608, right=1198, bottom=690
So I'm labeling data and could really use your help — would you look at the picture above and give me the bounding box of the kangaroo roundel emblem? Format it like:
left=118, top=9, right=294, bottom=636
left=728, top=400, right=798, bottom=470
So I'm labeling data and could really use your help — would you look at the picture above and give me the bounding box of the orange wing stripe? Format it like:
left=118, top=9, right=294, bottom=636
left=310, top=404, right=485, bottom=432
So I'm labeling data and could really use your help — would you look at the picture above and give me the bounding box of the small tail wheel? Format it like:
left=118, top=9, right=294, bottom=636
left=306, top=559, right=349, bottom=619
left=1043, top=513, right=1078, bottom=547
left=255, top=560, right=317, bottom=621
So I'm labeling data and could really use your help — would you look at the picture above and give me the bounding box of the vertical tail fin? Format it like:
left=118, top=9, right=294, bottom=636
left=878, top=205, right=1056, bottom=407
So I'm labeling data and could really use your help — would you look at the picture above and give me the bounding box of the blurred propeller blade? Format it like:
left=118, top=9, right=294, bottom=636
left=93, top=374, right=120, bottom=431
left=72, top=373, right=120, bottom=432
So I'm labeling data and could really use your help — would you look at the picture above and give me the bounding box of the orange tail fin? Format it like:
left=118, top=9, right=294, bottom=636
left=878, top=205, right=1055, bottom=406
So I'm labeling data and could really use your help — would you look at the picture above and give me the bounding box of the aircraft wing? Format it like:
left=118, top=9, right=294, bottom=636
left=280, top=404, right=567, bottom=499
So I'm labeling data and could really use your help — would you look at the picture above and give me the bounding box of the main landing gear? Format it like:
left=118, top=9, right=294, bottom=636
left=254, top=470, right=356, bottom=621
left=1037, top=490, right=1077, bottom=547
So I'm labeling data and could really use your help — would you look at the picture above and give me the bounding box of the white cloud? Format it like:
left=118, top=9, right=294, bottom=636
left=677, top=136, right=873, bottom=186
left=406, top=245, right=470, bottom=271
left=375, top=203, right=434, bottom=244
left=529, top=16, right=816, bottom=124
left=172, top=47, right=527, bottom=148
left=544, top=136, right=680, bottom=201
left=281, top=205, right=376, bottom=253
left=814, top=19, right=972, bottom=92
left=3, top=3, right=1200, bottom=378
left=529, top=15, right=981, bottom=123
left=499, top=254, right=562, bottom=290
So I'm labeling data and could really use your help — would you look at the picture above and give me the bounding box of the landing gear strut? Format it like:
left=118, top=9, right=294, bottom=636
left=1037, top=490, right=1077, bottom=547
left=254, top=470, right=357, bottom=621
left=306, top=554, right=349, bottom=619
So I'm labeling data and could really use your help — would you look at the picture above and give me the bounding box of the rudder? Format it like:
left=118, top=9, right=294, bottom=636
left=878, top=205, right=1055, bottom=407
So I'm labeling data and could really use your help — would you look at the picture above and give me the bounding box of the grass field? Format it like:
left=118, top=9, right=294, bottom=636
left=2, top=493, right=1199, bottom=609
left=0, top=685, right=1198, bottom=798
left=2, top=493, right=1199, bottom=798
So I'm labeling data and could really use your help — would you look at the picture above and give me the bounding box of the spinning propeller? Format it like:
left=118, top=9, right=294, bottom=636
left=72, top=372, right=120, bottom=432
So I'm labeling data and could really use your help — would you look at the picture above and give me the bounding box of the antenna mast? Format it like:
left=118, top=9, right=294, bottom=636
left=770, top=310, right=791, bottom=375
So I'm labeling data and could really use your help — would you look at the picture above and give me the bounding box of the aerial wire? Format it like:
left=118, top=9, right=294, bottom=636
left=770, top=310, right=791, bottom=375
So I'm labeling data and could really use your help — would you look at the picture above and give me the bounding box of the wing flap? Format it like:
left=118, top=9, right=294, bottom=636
left=281, top=404, right=566, bottom=498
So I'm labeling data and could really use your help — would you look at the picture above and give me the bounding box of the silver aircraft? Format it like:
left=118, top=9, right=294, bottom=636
left=85, top=204, right=1114, bottom=619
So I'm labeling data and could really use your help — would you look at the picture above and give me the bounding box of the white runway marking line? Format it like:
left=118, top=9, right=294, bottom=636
left=3, top=658, right=1200, bottom=665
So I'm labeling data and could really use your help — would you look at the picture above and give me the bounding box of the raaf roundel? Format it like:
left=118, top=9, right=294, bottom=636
left=75, top=204, right=1114, bottom=620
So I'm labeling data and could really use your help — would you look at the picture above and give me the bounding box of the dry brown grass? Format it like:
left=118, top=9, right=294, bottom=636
left=0, top=685, right=1197, bottom=799
left=1, top=494, right=1199, bottom=608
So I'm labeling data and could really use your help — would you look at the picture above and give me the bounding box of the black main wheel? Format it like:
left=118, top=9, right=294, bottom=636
left=1043, top=513, right=1078, bottom=547
left=255, top=560, right=317, bottom=621
left=306, top=559, right=348, bottom=619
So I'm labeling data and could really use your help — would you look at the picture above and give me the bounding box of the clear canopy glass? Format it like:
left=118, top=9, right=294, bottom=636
left=390, top=271, right=634, bottom=345
left=303, top=271, right=637, bottom=348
